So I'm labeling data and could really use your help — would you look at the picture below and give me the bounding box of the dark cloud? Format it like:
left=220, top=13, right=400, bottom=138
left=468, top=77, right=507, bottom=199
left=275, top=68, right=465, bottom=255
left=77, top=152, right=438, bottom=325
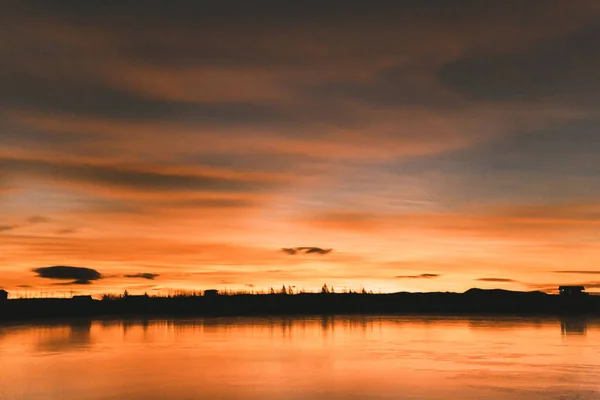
left=165, top=198, right=258, bottom=209
left=33, top=266, right=103, bottom=285
left=0, top=69, right=289, bottom=123
left=303, top=247, right=333, bottom=255
left=1, top=157, right=278, bottom=194
left=3, top=0, right=596, bottom=126
left=0, top=217, right=50, bottom=233
left=124, top=273, right=160, bottom=280
left=17, top=284, right=32, bottom=288
left=26, top=216, right=50, bottom=224
left=390, top=119, right=600, bottom=206
left=188, top=152, right=328, bottom=176
left=57, top=279, right=95, bottom=285
left=553, top=271, right=600, bottom=275
left=395, top=274, right=441, bottom=279
left=439, top=26, right=600, bottom=104
left=315, top=64, right=459, bottom=108
left=281, top=247, right=333, bottom=255
left=476, top=278, right=518, bottom=282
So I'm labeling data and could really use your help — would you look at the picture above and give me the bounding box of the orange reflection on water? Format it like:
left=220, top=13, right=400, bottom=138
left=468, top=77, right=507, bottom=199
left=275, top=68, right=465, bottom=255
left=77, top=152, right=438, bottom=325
left=0, top=316, right=599, bottom=400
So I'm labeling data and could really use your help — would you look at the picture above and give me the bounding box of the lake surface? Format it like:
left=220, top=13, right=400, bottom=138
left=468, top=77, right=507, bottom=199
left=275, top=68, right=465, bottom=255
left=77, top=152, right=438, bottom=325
left=0, top=316, right=599, bottom=400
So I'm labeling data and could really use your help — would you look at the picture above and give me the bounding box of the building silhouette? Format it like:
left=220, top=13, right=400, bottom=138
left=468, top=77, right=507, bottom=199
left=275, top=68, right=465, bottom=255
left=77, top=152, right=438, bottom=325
left=0, top=289, right=8, bottom=301
left=559, top=286, right=587, bottom=297
left=204, top=289, right=219, bottom=297
left=72, top=295, right=93, bottom=302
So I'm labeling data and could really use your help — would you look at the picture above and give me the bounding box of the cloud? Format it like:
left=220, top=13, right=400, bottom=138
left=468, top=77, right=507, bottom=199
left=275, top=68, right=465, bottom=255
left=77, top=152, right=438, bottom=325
left=438, top=26, right=600, bottom=105
left=0, top=217, right=50, bottom=233
left=395, top=274, right=441, bottom=279
left=57, top=228, right=77, bottom=235
left=281, top=247, right=333, bottom=255
left=27, top=216, right=49, bottom=224
left=124, top=273, right=159, bottom=280
left=476, top=278, right=518, bottom=282
left=553, top=271, right=600, bottom=275
left=33, top=266, right=103, bottom=285
left=299, top=198, right=600, bottom=243
left=2, top=157, right=278, bottom=194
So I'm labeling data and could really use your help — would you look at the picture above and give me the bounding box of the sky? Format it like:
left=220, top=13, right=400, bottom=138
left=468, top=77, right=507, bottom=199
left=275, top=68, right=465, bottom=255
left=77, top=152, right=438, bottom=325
left=1, top=0, right=600, bottom=296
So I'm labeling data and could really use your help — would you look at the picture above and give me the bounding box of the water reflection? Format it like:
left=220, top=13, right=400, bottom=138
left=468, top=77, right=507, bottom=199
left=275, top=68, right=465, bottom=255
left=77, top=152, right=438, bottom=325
left=34, top=320, right=93, bottom=353
left=0, top=316, right=599, bottom=400
left=561, top=317, right=587, bottom=336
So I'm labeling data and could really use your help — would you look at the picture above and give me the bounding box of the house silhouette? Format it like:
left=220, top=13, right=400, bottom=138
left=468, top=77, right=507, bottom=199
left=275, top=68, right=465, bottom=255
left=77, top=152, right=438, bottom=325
left=559, top=286, right=586, bottom=296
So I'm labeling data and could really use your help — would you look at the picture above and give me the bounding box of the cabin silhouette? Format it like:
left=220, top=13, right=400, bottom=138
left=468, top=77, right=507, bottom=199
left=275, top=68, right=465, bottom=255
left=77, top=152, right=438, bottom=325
left=72, top=295, right=93, bottom=302
left=559, top=286, right=586, bottom=296
left=204, top=289, right=219, bottom=297
left=0, top=289, right=7, bottom=301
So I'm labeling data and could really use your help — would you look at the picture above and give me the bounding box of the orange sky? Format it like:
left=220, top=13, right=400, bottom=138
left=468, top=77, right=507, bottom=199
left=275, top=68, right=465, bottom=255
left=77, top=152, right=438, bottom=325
left=1, top=1, right=600, bottom=296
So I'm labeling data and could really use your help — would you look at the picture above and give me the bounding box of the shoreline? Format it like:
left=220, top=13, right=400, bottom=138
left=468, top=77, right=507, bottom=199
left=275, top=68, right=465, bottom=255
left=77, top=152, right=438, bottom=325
left=1, top=290, right=599, bottom=323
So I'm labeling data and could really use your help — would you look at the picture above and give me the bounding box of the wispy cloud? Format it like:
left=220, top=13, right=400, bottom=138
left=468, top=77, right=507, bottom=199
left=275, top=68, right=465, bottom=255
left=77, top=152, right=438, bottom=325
left=553, top=271, right=600, bottom=275
left=124, top=273, right=159, bottom=280
left=395, top=274, right=441, bottom=279
left=281, top=247, right=333, bottom=255
left=476, top=278, right=518, bottom=282
left=27, top=216, right=50, bottom=224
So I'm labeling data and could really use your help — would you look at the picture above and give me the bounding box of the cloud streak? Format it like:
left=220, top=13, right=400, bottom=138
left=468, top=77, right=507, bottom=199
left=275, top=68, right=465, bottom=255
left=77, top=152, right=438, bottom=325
left=124, top=273, right=160, bottom=280
left=553, top=271, right=600, bottom=275
left=2, top=157, right=278, bottom=194
left=395, top=274, right=441, bottom=279
left=281, top=247, right=333, bottom=255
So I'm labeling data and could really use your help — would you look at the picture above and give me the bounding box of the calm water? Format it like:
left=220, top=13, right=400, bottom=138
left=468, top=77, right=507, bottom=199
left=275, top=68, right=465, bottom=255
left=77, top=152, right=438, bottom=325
left=0, top=316, right=599, bottom=400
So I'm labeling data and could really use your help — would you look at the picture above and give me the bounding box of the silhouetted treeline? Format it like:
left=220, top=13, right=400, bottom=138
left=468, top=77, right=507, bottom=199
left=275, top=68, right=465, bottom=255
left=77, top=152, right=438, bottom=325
left=0, top=288, right=599, bottom=322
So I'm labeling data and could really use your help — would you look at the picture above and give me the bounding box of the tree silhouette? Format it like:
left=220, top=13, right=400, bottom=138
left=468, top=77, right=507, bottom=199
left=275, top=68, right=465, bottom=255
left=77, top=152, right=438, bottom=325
left=321, top=284, right=329, bottom=294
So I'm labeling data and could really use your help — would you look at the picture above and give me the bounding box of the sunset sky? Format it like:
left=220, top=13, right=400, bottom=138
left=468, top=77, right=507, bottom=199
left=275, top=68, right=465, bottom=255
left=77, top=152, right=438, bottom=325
left=1, top=0, right=600, bottom=296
